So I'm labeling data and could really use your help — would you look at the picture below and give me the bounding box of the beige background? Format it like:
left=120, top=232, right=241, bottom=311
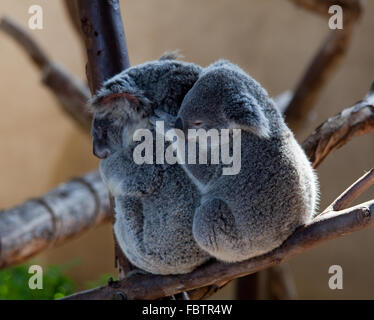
left=0, top=0, right=373, bottom=299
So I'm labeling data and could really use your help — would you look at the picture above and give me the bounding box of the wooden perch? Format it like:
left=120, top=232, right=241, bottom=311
left=0, top=172, right=111, bottom=269
left=284, top=0, right=364, bottom=130
left=0, top=17, right=92, bottom=131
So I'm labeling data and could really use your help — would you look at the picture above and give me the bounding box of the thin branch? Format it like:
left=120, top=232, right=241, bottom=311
left=0, top=16, right=92, bottom=131
left=0, top=172, right=111, bottom=269
left=284, top=29, right=353, bottom=129
left=303, top=83, right=374, bottom=168
left=284, top=0, right=364, bottom=130
left=324, top=168, right=374, bottom=213
left=63, top=200, right=374, bottom=300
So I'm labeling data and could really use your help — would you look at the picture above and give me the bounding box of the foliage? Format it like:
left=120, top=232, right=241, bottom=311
left=0, top=261, right=116, bottom=300
left=0, top=264, right=75, bottom=300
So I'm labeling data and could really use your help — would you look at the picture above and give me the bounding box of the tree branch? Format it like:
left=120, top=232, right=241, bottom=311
left=0, top=172, right=111, bottom=269
left=0, top=16, right=92, bottom=131
left=76, top=0, right=130, bottom=94
left=302, top=83, right=374, bottom=168
left=63, top=199, right=374, bottom=300
left=323, top=168, right=374, bottom=212
left=284, top=0, right=364, bottom=130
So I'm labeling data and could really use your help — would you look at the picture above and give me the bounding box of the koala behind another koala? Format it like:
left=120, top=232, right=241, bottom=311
left=153, top=60, right=319, bottom=262
left=90, top=55, right=210, bottom=275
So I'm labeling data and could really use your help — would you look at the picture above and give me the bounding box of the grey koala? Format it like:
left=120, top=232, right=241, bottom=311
left=89, top=55, right=210, bottom=275
left=152, top=60, right=319, bottom=262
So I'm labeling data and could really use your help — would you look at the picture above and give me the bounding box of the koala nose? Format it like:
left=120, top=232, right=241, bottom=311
left=93, top=143, right=110, bottom=159
left=175, top=117, right=183, bottom=130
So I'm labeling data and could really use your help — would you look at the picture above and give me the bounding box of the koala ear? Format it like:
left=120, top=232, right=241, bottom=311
left=96, top=92, right=139, bottom=106
left=228, top=94, right=270, bottom=138
left=89, top=80, right=151, bottom=115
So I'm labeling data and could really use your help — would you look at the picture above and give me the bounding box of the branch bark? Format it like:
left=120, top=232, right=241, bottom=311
left=0, top=172, right=111, bottom=269
left=302, top=83, right=374, bottom=168
left=76, top=0, right=130, bottom=94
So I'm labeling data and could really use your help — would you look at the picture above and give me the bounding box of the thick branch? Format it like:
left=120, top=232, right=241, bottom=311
left=76, top=0, right=130, bottom=94
left=64, top=200, right=374, bottom=300
left=0, top=17, right=92, bottom=131
left=0, top=172, right=111, bottom=269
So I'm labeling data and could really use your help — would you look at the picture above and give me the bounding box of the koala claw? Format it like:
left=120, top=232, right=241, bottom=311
left=124, top=268, right=149, bottom=279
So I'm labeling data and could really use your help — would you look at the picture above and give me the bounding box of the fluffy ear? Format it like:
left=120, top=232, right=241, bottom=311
left=228, top=94, right=270, bottom=138
left=89, top=75, right=151, bottom=115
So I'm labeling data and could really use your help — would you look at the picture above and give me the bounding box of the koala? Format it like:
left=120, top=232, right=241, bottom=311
left=89, top=55, right=210, bottom=275
left=152, top=60, right=319, bottom=262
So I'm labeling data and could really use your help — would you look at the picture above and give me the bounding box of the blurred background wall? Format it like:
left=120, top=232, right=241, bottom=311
left=0, top=0, right=373, bottom=299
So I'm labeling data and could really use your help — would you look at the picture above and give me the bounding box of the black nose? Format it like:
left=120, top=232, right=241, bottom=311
left=93, top=144, right=110, bottom=159
left=175, top=117, right=183, bottom=130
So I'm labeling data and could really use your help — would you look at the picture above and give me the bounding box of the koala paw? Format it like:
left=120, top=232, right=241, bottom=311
left=193, top=198, right=240, bottom=262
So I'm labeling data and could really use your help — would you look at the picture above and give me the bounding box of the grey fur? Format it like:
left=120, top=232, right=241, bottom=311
left=154, top=60, right=319, bottom=262
left=90, top=57, right=210, bottom=274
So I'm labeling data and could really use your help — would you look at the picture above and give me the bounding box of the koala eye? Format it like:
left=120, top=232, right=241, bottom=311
left=192, top=121, right=203, bottom=127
